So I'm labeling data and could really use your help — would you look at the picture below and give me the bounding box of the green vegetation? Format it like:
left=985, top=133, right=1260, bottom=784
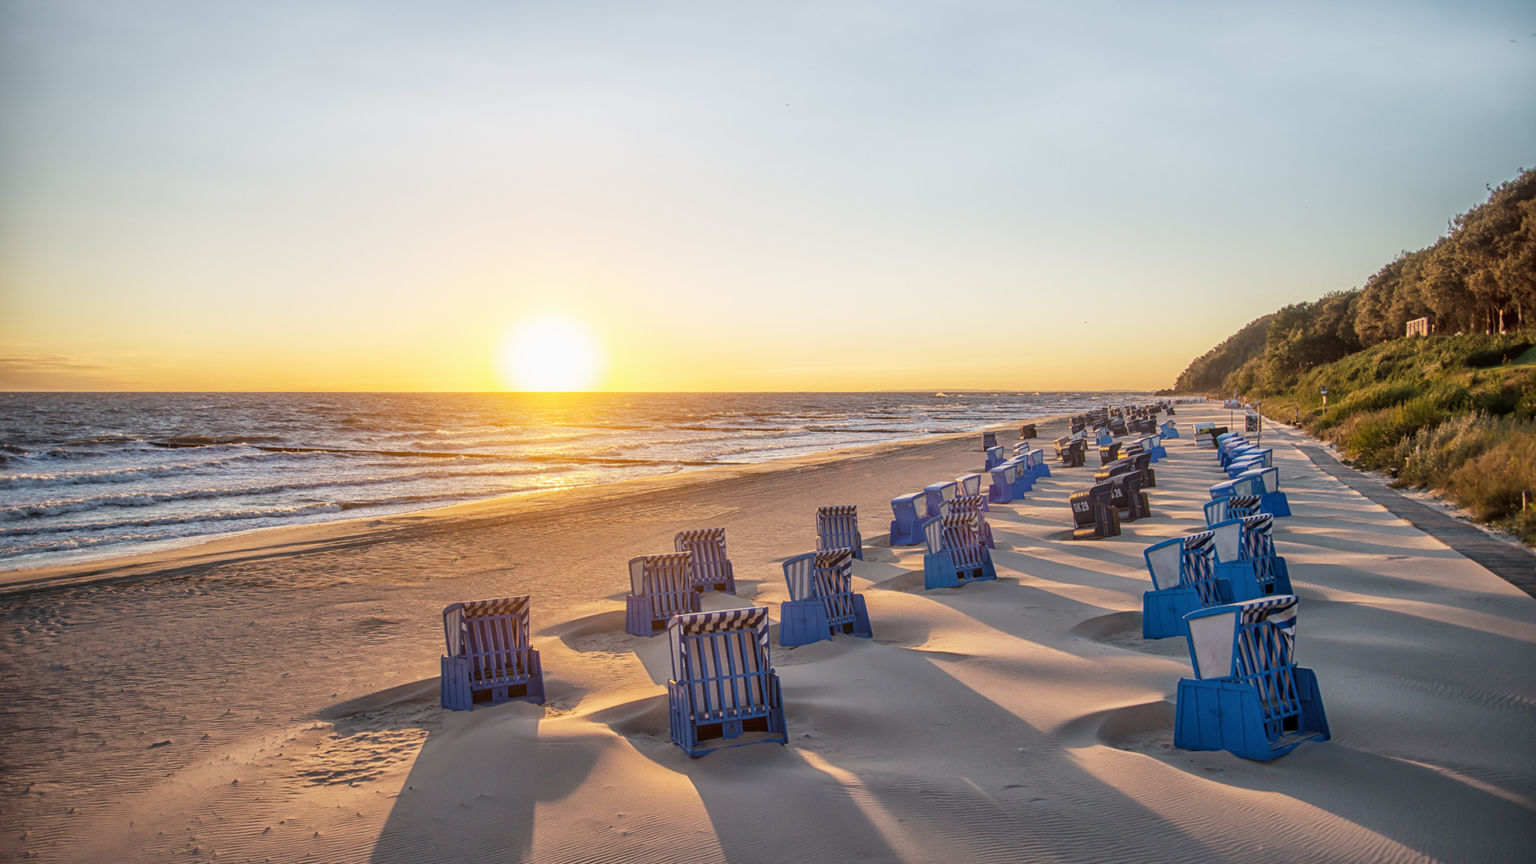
left=1176, top=168, right=1536, bottom=544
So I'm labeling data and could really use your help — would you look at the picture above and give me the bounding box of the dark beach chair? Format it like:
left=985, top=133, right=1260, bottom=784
left=1069, top=482, right=1120, bottom=540
left=668, top=607, right=788, bottom=757
left=1175, top=595, right=1329, bottom=761
left=779, top=548, right=872, bottom=647
left=440, top=595, right=546, bottom=710
left=674, top=527, right=736, bottom=593
left=626, top=552, right=702, bottom=637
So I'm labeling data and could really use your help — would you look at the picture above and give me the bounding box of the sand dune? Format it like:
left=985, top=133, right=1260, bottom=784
left=2, top=404, right=1532, bottom=863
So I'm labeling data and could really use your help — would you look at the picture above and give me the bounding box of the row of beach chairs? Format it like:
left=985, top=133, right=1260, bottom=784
left=1139, top=416, right=1326, bottom=761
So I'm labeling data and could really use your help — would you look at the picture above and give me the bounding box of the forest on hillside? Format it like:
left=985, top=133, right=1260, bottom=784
left=1175, top=168, right=1535, bottom=395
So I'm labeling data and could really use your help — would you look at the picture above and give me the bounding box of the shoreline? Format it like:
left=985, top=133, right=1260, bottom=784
left=0, top=416, right=1050, bottom=596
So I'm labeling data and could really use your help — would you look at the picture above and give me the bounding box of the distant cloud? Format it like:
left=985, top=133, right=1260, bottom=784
left=0, top=354, right=125, bottom=390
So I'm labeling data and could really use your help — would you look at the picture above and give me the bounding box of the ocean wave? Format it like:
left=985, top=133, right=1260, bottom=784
left=0, top=449, right=301, bottom=488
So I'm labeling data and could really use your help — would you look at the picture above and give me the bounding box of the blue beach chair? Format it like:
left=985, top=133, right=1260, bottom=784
left=988, top=461, right=1019, bottom=504
left=779, top=548, right=873, bottom=647
left=954, top=472, right=987, bottom=507
left=922, top=514, right=998, bottom=590
left=1204, top=494, right=1261, bottom=526
left=626, top=552, right=702, bottom=637
left=441, top=596, right=546, bottom=710
left=1248, top=466, right=1292, bottom=517
left=1212, top=513, right=1293, bottom=600
left=816, top=505, right=864, bottom=560
left=1160, top=420, right=1179, bottom=439
left=925, top=481, right=959, bottom=519
left=1027, top=447, right=1051, bottom=479
left=984, top=445, right=1006, bottom=470
left=674, top=527, right=736, bottom=593
left=889, top=492, right=938, bottom=547
left=1175, top=595, right=1329, bottom=761
left=950, top=493, right=995, bottom=548
left=1141, top=531, right=1231, bottom=639
left=668, top=607, right=788, bottom=757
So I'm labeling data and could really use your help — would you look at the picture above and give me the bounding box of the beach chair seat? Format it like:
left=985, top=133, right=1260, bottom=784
left=668, top=607, right=788, bottom=757
left=1247, top=466, right=1291, bottom=517
left=441, top=596, right=546, bottom=710
left=988, top=461, right=1019, bottom=504
left=950, top=493, right=995, bottom=548
left=1160, top=420, right=1179, bottom=439
left=816, top=505, right=863, bottom=560
left=1025, top=447, right=1051, bottom=479
left=1107, top=469, right=1152, bottom=521
left=1070, top=482, right=1121, bottom=540
left=925, top=480, right=959, bottom=519
left=889, top=492, right=931, bottom=546
left=1210, top=514, right=1293, bottom=601
left=674, top=527, right=736, bottom=593
left=779, top=548, right=873, bottom=646
left=1141, top=530, right=1231, bottom=639
left=984, top=445, right=1006, bottom=470
left=922, top=514, right=998, bottom=589
left=1175, top=595, right=1329, bottom=761
left=1204, top=494, right=1260, bottom=526
left=626, top=552, right=702, bottom=637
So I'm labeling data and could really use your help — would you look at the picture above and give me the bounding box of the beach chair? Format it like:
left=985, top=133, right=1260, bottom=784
left=441, top=596, right=546, bottom=710
left=1107, top=469, right=1151, bottom=521
left=984, top=445, right=1006, bottom=470
left=667, top=607, right=788, bottom=757
left=1109, top=415, right=1128, bottom=437
left=982, top=431, right=997, bottom=450
left=1070, top=482, right=1120, bottom=540
left=626, top=552, right=702, bottom=637
left=925, top=481, right=959, bottom=519
left=1194, top=423, right=1216, bottom=447
left=988, top=461, right=1019, bottom=504
left=1138, top=435, right=1167, bottom=461
left=1204, top=494, right=1260, bottom=526
left=889, top=492, right=933, bottom=547
left=674, top=527, right=736, bottom=593
left=1026, top=447, right=1051, bottom=479
left=1174, top=595, right=1329, bottom=761
left=1249, top=466, right=1292, bottom=517
left=779, top=548, right=873, bottom=646
left=1141, top=531, right=1229, bottom=639
left=1160, top=420, right=1179, bottom=439
left=922, top=514, right=998, bottom=589
left=955, top=472, right=985, bottom=502
left=1095, top=429, right=1115, bottom=448
left=950, top=493, right=995, bottom=548
left=1019, top=423, right=1036, bottom=439
left=1098, top=441, right=1121, bottom=465
left=1210, top=514, right=1293, bottom=601
left=816, top=505, right=863, bottom=560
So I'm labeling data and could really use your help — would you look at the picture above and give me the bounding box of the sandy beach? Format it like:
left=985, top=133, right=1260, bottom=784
left=3, top=403, right=1533, bottom=863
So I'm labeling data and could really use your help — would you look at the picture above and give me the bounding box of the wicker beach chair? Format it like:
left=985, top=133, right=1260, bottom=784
left=922, top=514, right=998, bottom=590
left=668, top=607, right=788, bottom=757
left=982, top=431, right=997, bottom=450
left=949, top=493, right=995, bottom=548
left=625, top=552, right=702, bottom=637
left=779, top=548, right=873, bottom=647
left=816, top=505, right=863, bottom=560
left=1175, top=595, right=1329, bottom=761
left=674, top=527, right=736, bottom=593
left=440, top=596, right=546, bottom=710
left=1209, top=514, right=1293, bottom=601
left=1141, top=530, right=1230, bottom=639
left=1069, top=481, right=1120, bottom=540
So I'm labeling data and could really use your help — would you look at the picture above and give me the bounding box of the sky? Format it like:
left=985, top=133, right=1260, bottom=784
left=1, top=1, right=1533, bottom=392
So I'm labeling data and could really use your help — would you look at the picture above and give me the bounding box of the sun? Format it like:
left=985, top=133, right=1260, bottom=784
left=496, top=314, right=604, bottom=392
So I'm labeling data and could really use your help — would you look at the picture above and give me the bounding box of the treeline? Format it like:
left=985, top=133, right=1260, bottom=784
left=1174, top=167, right=1535, bottom=396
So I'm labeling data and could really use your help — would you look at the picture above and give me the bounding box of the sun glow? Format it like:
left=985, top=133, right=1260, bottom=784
left=496, top=315, right=604, bottom=392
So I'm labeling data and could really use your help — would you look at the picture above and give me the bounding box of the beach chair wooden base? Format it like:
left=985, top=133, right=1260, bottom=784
left=923, top=550, right=998, bottom=590
left=1174, top=671, right=1329, bottom=761
left=440, top=652, right=546, bottom=711
left=626, top=592, right=701, bottom=638
left=779, top=596, right=873, bottom=647
left=669, top=680, right=789, bottom=758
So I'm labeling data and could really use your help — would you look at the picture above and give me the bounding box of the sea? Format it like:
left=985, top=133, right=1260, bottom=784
left=0, top=391, right=1149, bottom=571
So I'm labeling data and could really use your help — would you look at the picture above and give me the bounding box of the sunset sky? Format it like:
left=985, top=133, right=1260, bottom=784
left=2, top=1, right=1533, bottom=392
